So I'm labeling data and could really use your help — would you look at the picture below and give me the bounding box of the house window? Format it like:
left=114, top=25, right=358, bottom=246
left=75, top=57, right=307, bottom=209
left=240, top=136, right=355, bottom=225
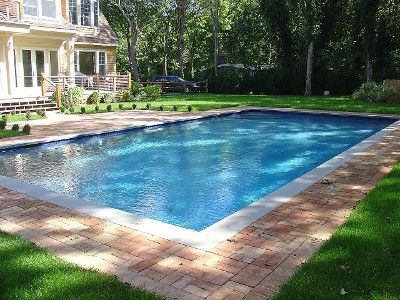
left=80, top=0, right=91, bottom=26
left=69, top=0, right=78, bottom=24
left=42, top=0, right=56, bottom=18
left=23, top=0, right=38, bottom=16
left=69, top=0, right=99, bottom=27
left=23, top=0, right=56, bottom=18
left=98, top=51, right=106, bottom=75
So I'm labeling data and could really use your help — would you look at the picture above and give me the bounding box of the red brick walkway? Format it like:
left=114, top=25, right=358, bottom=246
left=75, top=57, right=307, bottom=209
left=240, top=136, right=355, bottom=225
left=0, top=110, right=399, bottom=299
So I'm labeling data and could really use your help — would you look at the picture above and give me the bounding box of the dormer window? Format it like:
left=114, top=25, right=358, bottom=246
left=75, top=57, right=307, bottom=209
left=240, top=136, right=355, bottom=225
left=69, top=0, right=99, bottom=27
left=23, top=0, right=57, bottom=19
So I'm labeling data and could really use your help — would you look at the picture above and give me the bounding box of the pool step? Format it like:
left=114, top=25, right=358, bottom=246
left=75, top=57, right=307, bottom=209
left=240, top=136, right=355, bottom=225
left=0, top=97, right=57, bottom=114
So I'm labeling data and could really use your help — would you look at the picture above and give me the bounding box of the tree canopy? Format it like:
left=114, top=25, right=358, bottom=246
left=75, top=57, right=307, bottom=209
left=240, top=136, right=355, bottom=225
left=101, top=0, right=400, bottom=94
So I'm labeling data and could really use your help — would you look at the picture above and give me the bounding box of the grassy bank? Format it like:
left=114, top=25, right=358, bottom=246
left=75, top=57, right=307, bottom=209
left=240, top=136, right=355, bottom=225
left=66, top=94, right=400, bottom=115
left=0, top=231, right=161, bottom=300
left=274, top=162, right=400, bottom=299
left=0, top=130, right=25, bottom=139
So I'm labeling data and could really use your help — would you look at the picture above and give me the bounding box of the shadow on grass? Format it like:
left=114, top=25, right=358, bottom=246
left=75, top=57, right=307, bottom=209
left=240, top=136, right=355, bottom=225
left=0, top=232, right=162, bottom=300
left=274, top=165, right=400, bottom=299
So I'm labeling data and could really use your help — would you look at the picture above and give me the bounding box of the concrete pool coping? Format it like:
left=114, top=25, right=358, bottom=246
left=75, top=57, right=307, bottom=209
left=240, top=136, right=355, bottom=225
left=0, top=107, right=399, bottom=251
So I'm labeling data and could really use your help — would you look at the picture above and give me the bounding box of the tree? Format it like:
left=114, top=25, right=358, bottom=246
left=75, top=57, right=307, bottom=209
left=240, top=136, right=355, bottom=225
left=104, top=0, right=157, bottom=81
left=176, top=0, right=189, bottom=77
left=300, top=0, right=323, bottom=95
left=208, top=0, right=220, bottom=78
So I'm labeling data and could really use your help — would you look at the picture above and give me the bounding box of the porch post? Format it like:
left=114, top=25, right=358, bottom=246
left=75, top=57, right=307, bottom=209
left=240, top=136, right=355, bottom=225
left=66, top=39, right=75, bottom=78
left=5, top=35, right=16, bottom=95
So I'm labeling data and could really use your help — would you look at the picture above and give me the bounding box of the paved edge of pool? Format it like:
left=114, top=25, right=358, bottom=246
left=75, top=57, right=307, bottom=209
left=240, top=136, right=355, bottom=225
left=0, top=108, right=399, bottom=251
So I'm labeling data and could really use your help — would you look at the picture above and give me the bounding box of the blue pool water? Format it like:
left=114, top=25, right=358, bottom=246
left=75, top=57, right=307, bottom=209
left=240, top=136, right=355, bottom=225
left=0, top=111, right=395, bottom=230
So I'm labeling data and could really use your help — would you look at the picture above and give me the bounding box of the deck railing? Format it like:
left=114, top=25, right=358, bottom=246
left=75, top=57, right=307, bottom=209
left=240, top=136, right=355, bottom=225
left=41, top=73, right=132, bottom=107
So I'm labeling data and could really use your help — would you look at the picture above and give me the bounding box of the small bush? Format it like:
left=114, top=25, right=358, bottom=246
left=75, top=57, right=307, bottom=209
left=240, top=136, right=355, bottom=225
left=0, top=120, right=6, bottom=130
left=159, top=105, right=164, bottom=111
left=87, top=91, right=101, bottom=105
left=101, top=93, right=114, bottom=103
left=69, top=107, right=75, bottom=113
left=131, top=82, right=144, bottom=97
left=144, top=85, right=162, bottom=101
left=11, top=110, right=16, bottom=116
left=62, top=86, right=84, bottom=108
left=353, top=82, right=400, bottom=103
left=22, top=124, right=31, bottom=135
left=173, top=105, right=178, bottom=111
left=119, top=103, right=124, bottom=110
left=81, top=107, right=86, bottom=114
left=188, top=105, right=193, bottom=112
left=25, top=111, right=32, bottom=120
left=95, top=105, right=100, bottom=113
left=107, top=104, right=112, bottom=112
left=35, top=109, right=46, bottom=118
left=11, top=124, right=19, bottom=131
left=1, top=115, right=7, bottom=122
left=60, top=106, right=66, bottom=113
left=146, top=103, right=151, bottom=110
left=119, top=90, right=134, bottom=102
left=132, top=103, right=137, bottom=109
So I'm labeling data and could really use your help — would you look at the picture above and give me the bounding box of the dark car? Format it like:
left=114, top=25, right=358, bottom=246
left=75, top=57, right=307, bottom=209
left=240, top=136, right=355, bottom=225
left=152, top=75, right=200, bottom=93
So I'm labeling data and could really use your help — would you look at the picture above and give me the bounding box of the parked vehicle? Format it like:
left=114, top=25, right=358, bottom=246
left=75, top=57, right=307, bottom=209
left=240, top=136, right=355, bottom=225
left=151, top=75, right=200, bottom=93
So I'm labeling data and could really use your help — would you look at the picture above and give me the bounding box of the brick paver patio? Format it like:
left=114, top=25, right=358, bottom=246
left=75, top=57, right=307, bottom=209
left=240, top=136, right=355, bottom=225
left=0, top=109, right=399, bottom=299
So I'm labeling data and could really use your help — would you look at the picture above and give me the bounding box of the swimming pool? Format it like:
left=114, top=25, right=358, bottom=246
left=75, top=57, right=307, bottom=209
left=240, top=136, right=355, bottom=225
left=0, top=110, right=396, bottom=231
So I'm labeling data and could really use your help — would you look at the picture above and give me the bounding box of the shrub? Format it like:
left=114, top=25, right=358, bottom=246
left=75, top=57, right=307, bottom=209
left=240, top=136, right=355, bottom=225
left=69, top=107, right=75, bottom=113
left=101, top=93, right=114, bottom=103
left=107, top=104, right=112, bottom=112
left=11, top=110, right=16, bottom=115
left=95, top=105, right=100, bottom=113
left=22, top=124, right=31, bottom=135
left=62, top=86, right=84, bottom=108
left=119, top=90, right=134, bottom=102
left=353, top=82, right=400, bottom=103
left=131, top=82, right=144, bottom=96
left=35, top=109, right=46, bottom=118
left=132, top=103, right=137, bottom=109
left=60, top=106, right=66, bottom=113
left=159, top=105, right=164, bottom=111
left=146, top=103, right=151, bottom=110
left=81, top=107, right=86, bottom=114
left=173, top=105, right=178, bottom=111
left=26, top=111, right=32, bottom=120
left=0, top=120, right=6, bottom=130
left=1, top=115, right=7, bottom=122
left=119, top=103, right=124, bottom=110
left=87, top=91, right=100, bottom=105
left=144, top=85, right=162, bottom=101
left=11, top=124, right=19, bottom=131
left=188, top=105, right=193, bottom=112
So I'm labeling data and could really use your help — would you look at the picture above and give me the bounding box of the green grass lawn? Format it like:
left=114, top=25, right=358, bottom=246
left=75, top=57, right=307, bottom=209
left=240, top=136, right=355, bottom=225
left=2, top=113, right=45, bottom=123
left=0, top=231, right=161, bottom=300
left=67, top=94, right=400, bottom=115
left=274, top=162, right=400, bottom=300
left=0, top=130, right=25, bottom=139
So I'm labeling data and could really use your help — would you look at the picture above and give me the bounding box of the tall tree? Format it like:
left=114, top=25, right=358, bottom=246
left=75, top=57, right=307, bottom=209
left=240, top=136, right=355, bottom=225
left=176, top=0, right=189, bottom=77
left=105, top=0, right=156, bottom=81
left=300, top=0, right=323, bottom=95
left=208, top=0, right=220, bottom=78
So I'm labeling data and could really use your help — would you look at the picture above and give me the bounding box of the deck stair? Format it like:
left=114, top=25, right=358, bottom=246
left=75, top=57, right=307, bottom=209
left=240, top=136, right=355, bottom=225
left=0, top=96, right=57, bottom=114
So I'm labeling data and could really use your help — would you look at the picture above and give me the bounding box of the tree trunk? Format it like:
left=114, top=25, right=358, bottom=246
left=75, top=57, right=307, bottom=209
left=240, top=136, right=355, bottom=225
left=177, top=0, right=186, bottom=78
left=305, top=41, right=314, bottom=96
left=163, top=31, right=168, bottom=75
left=366, top=50, right=373, bottom=82
left=127, top=23, right=140, bottom=81
left=210, top=0, right=220, bottom=79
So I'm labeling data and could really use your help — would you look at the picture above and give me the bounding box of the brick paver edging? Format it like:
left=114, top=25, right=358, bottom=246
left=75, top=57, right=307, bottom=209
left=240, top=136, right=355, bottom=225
left=0, top=109, right=399, bottom=299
